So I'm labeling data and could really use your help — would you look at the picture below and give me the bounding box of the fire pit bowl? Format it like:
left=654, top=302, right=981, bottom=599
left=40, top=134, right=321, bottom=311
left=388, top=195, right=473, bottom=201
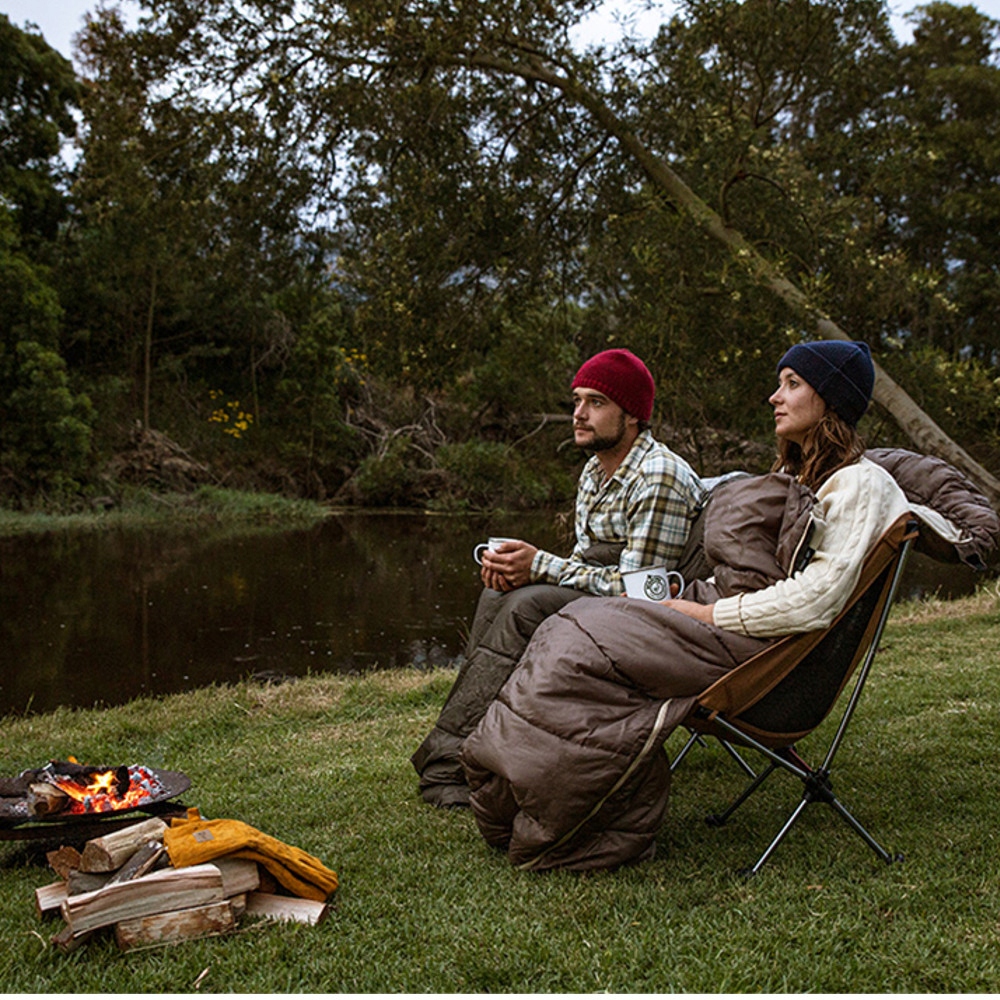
left=0, top=763, right=192, bottom=839
left=38, top=768, right=191, bottom=822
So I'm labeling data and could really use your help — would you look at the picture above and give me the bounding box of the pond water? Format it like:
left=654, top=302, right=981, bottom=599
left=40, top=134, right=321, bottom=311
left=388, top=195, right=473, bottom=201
left=0, top=511, right=989, bottom=717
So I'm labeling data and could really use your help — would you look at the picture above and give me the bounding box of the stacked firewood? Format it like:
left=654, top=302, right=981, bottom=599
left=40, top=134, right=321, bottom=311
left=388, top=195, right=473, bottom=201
left=35, top=817, right=330, bottom=952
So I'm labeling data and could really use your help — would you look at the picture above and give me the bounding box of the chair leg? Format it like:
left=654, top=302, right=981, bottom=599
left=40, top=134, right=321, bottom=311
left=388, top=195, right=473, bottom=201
left=699, top=716, right=900, bottom=873
left=706, top=761, right=779, bottom=826
left=823, top=786, right=899, bottom=865
left=741, top=795, right=811, bottom=877
left=670, top=730, right=757, bottom=778
left=669, top=730, right=703, bottom=773
left=718, top=738, right=758, bottom=779
left=740, top=768, right=900, bottom=876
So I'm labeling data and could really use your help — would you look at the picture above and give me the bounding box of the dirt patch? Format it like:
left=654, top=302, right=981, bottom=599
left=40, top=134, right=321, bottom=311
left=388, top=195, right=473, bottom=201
left=104, top=423, right=214, bottom=490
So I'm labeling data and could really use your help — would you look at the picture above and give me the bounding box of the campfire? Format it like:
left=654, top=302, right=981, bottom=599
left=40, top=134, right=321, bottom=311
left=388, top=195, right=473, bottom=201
left=1, top=758, right=188, bottom=830
left=4, top=759, right=338, bottom=952
left=35, top=761, right=167, bottom=817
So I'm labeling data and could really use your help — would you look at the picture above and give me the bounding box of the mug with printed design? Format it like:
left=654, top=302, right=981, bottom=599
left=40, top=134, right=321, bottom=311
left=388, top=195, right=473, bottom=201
left=621, top=566, right=684, bottom=602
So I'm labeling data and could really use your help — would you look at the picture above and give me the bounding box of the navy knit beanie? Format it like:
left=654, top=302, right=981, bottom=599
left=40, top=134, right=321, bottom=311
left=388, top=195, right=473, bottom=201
left=777, top=340, right=875, bottom=427
left=572, top=349, right=655, bottom=422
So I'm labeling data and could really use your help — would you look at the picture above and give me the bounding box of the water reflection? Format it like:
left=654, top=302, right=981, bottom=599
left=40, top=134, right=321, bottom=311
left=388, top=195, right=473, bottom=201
left=0, top=511, right=988, bottom=717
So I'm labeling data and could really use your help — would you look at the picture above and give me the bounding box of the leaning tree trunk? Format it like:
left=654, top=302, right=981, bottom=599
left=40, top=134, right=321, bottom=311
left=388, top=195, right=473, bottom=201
left=467, top=52, right=1000, bottom=509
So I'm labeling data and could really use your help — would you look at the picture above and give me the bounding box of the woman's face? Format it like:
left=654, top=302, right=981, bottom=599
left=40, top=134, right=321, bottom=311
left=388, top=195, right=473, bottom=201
left=769, top=367, right=827, bottom=445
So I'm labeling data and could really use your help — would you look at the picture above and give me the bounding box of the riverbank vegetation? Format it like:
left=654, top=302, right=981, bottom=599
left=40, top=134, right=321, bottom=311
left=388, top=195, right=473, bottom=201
left=1, top=585, right=998, bottom=991
left=0, top=486, right=330, bottom=537
left=3, top=1, right=1000, bottom=516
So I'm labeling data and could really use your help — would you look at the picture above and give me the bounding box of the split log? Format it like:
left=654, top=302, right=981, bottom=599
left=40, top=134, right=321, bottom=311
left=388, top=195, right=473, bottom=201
left=34, top=880, right=68, bottom=918
left=27, top=783, right=70, bottom=819
left=67, top=869, right=112, bottom=896
left=114, top=899, right=237, bottom=951
left=104, top=840, right=165, bottom=886
left=244, top=891, right=329, bottom=926
left=46, top=845, right=82, bottom=880
left=51, top=921, right=97, bottom=954
left=79, top=817, right=168, bottom=872
left=212, top=857, right=260, bottom=897
left=61, top=863, right=224, bottom=935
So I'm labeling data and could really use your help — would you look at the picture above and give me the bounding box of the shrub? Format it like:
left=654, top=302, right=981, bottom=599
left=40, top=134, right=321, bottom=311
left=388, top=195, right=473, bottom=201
left=435, top=439, right=550, bottom=510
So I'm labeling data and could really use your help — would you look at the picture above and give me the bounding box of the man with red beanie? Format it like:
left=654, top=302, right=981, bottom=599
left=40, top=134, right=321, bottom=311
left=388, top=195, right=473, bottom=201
left=412, top=348, right=707, bottom=807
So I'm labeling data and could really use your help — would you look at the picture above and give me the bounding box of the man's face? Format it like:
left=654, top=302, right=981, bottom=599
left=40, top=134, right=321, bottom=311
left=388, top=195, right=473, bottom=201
left=572, top=388, right=629, bottom=453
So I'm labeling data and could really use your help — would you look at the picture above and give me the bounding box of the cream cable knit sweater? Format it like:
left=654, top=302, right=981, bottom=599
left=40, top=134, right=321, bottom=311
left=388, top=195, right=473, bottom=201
left=712, top=458, right=910, bottom=638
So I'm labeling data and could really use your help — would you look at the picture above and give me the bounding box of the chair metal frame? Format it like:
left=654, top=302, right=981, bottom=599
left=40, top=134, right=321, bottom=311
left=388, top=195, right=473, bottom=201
left=672, top=514, right=918, bottom=876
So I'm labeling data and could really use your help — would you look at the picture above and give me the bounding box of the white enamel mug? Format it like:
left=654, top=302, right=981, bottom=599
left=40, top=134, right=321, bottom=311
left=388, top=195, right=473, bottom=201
left=473, top=536, right=520, bottom=565
left=621, top=566, right=685, bottom=602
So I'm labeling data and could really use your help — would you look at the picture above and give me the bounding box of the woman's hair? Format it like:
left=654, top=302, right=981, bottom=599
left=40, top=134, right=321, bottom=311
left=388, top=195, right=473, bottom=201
left=772, top=408, right=866, bottom=491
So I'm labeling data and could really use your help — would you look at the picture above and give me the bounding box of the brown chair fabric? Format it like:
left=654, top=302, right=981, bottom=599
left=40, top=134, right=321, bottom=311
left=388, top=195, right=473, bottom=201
left=689, top=514, right=916, bottom=747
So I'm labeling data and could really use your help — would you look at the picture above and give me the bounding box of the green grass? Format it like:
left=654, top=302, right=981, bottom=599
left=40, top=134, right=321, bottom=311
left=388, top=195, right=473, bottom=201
left=1, top=587, right=998, bottom=992
left=0, top=486, right=330, bottom=537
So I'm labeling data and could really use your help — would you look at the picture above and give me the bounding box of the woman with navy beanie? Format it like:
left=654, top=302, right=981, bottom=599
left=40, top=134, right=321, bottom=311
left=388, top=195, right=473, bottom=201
left=767, top=338, right=875, bottom=493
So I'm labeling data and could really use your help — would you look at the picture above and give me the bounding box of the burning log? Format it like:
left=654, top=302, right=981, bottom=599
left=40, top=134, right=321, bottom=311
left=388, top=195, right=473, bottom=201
left=45, top=761, right=130, bottom=797
left=79, top=817, right=168, bottom=872
left=27, top=783, right=70, bottom=819
left=41, top=762, right=159, bottom=816
left=2, top=763, right=189, bottom=835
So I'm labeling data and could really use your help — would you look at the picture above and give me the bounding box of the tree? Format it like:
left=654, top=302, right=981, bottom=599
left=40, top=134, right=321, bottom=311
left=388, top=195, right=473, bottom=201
left=65, top=7, right=326, bottom=438
left=0, top=17, right=93, bottom=495
left=0, top=14, right=80, bottom=243
left=63, top=0, right=1000, bottom=502
left=866, top=2, right=1000, bottom=361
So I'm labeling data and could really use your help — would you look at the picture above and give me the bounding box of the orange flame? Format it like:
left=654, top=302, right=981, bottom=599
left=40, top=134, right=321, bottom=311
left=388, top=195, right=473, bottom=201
left=48, top=765, right=164, bottom=815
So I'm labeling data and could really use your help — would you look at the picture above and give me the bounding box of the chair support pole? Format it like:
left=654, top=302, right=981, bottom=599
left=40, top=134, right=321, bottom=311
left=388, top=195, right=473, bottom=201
left=745, top=797, right=810, bottom=876
left=708, top=761, right=777, bottom=825
left=821, top=538, right=912, bottom=774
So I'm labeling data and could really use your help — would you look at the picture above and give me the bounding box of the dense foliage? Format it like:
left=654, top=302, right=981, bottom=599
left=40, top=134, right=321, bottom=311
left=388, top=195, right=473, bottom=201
left=1, top=1, right=998, bottom=509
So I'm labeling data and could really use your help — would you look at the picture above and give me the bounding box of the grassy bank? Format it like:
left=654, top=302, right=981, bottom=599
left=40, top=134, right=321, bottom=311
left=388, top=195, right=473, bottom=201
left=0, top=486, right=330, bottom=537
left=2, top=587, right=999, bottom=992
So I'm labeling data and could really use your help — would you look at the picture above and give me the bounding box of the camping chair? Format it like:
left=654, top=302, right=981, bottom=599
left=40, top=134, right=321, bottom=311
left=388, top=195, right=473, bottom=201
left=671, top=513, right=918, bottom=876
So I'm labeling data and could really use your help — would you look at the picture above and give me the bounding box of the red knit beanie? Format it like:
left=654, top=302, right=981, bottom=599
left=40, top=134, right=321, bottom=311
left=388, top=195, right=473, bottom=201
left=571, top=349, right=655, bottom=422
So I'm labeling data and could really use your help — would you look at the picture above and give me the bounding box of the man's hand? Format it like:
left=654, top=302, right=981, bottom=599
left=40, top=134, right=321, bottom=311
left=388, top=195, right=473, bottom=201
left=481, top=540, right=539, bottom=592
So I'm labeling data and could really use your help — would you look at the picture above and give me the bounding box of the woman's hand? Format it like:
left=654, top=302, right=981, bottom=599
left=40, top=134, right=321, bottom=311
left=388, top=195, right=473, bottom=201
left=661, top=597, right=715, bottom=624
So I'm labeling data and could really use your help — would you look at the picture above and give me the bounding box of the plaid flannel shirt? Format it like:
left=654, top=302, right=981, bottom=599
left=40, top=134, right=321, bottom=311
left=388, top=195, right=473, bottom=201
left=531, top=429, right=707, bottom=597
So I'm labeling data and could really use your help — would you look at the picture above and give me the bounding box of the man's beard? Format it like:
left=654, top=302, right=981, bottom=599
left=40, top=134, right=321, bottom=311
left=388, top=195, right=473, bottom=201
left=578, top=413, right=627, bottom=454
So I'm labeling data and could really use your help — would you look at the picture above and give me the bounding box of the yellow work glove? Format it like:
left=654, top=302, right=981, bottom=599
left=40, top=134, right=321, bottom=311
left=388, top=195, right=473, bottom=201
left=164, top=809, right=338, bottom=901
